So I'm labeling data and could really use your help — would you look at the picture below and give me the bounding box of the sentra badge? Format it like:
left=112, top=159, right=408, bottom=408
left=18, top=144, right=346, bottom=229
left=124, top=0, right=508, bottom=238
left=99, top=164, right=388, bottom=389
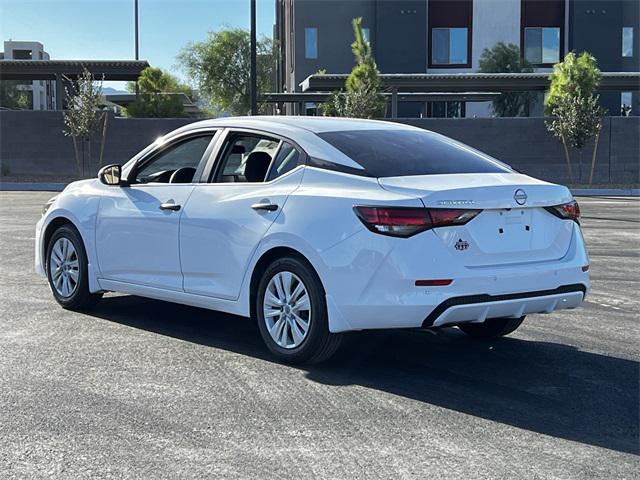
left=437, top=200, right=476, bottom=206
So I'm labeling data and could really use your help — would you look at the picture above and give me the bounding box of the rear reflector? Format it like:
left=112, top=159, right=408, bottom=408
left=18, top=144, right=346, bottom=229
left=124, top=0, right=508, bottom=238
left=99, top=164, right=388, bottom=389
left=415, top=279, right=454, bottom=286
left=353, top=206, right=482, bottom=238
left=545, top=200, right=581, bottom=223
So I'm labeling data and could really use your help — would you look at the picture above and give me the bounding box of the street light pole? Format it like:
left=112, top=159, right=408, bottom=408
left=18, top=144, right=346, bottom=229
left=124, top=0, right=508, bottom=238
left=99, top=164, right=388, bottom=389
left=134, top=0, right=139, bottom=98
left=250, top=0, right=258, bottom=115
left=134, top=0, right=139, bottom=61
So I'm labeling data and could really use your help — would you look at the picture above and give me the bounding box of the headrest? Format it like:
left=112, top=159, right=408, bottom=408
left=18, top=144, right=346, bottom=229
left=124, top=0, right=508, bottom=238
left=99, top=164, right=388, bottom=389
left=244, top=151, right=272, bottom=182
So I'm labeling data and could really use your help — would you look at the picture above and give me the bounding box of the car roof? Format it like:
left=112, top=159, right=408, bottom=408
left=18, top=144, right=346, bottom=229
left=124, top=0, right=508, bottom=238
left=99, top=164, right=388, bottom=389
left=173, top=115, right=418, bottom=136
left=154, top=116, right=422, bottom=172
left=133, top=116, right=427, bottom=175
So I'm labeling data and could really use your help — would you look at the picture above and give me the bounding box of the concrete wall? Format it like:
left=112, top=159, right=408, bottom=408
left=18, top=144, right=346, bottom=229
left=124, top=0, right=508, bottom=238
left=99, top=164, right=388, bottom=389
left=569, top=0, right=640, bottom=115
left=1, top=111, right=638, bottom=185
left=375, top=1, right=427, bottom=73
left=0, top=111, right=193, bottom=181
left=291, top=0, right=377, bottom=93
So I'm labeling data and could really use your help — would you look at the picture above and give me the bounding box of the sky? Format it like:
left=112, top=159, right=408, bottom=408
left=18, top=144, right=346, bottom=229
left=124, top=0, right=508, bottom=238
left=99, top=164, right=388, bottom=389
left=0, top=0, right=276, bottom=89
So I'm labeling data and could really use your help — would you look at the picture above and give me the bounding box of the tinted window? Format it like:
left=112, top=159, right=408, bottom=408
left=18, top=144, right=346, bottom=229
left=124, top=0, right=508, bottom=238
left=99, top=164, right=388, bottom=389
left=135, top=135, right=213, bottom=183
left=266, top=142, right=302, bottom=181
left=432, top=28, right=468, bottom=65
left=362, top=28, right=370, bottom=44
left=317, top=129, right=511, bottom=178
left=622, top=27, right=633, bottom=57
left=305, top=28, right=318, bottom=59
left=525, top=27, right=560, bottom=64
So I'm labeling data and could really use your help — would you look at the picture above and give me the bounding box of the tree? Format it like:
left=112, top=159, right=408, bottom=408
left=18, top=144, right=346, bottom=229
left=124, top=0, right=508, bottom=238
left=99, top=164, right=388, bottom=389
left=124, top=67, right=188, bottom=118
left=322, top=18, right=386, bottom=118
left=0, top=81, right=30, bottom=109
left=545, top=52, right=605, bottom=184
left=545, top=52, right=601, bottom=115
left=177, top=28, right=275, bottom=115
left=478, top=42, right=534, bottom=117
left=63, top=69, right=108, bottom=176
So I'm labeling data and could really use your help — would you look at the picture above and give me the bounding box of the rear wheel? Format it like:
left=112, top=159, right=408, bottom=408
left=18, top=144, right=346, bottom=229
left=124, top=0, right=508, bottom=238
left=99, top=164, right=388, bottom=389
left=458, top=316, right=525, bottom=339
left=256, top=256, right=343, bottom=364
left=46, top=225, right=102, bottom=310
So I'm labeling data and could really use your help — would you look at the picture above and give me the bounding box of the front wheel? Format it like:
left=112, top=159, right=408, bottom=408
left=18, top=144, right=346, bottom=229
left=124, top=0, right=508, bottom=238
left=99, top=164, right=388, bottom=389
left=458, top=316, right=525, bottom=339
left=46, top=224, right=102, bottom=310
left=256, top=256, right=343, bottom=364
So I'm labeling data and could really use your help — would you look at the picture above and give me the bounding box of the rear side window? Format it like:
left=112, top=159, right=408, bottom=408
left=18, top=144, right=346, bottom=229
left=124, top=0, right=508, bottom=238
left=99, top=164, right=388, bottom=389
left=266, top=142, right=302, bottom=181
left=317, top=129, right=511, bottom=178
left=213, top=134, right=280, bottom=183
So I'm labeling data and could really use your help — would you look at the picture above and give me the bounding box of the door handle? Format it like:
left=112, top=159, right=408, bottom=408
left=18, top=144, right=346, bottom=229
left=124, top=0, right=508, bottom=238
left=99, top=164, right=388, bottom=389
left=159, top=202, right=181, bottom=211
left=251, top=202, right=278, bottom=212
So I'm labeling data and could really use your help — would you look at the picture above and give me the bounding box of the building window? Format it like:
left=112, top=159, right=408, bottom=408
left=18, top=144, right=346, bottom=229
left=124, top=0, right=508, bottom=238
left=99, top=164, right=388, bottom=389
left=622, top=27, right=633, bottom=57
left=305, top=27, right=318, bottom=59
left=621, top=92, right=633, bottom=116
left=362, top=28, right=370, bottom=44
left=432, top=28, right=468, bottom=65
left=524, top=27, right=560, bottom=64
left=12, top=49, right=32, bottom=60
left=428, top=101, right=465, bottom=118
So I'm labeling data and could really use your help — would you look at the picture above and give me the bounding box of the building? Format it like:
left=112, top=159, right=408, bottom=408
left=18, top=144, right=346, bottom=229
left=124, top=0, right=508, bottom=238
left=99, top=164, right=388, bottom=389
left=275, top=0, right=639, bottom=117
left=1, top=41, right=56, bottom=110
left=102, top=92, right=205, bottom=118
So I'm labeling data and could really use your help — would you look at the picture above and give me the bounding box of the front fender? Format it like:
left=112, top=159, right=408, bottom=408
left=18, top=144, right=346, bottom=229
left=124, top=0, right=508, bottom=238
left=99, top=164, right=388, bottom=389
left=37, top=180, right=104, bottom=292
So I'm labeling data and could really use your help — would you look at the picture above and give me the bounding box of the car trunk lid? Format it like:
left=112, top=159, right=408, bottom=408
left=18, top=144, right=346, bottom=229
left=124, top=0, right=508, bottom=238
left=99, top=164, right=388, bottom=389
left=378, top=173, right=575, bottom=267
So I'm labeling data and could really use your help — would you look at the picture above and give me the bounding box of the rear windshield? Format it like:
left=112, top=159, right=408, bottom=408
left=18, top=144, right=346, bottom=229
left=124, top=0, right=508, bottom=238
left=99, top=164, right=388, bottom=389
left=317, top=129, right=511, bottom=178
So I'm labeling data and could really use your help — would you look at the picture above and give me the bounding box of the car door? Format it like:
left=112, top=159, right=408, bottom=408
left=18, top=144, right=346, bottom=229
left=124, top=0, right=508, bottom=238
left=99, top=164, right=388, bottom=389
left=95, top=132, right=217, bottom=291
left=180, top=130, right=305, bottom=300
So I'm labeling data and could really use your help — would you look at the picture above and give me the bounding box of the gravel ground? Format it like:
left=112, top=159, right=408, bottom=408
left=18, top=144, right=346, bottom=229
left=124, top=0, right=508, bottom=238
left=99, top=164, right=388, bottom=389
left=0, top=192, right=638, bottom=479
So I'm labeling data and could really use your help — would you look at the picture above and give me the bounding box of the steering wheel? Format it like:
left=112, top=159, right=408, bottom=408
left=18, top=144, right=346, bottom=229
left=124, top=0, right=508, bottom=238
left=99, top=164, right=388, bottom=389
left=169, top=167, right=197, bottom=184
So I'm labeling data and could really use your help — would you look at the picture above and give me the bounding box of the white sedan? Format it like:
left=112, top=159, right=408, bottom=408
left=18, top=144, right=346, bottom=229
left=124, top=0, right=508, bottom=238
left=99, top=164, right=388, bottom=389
left=36, top=117, right=590, bottom=363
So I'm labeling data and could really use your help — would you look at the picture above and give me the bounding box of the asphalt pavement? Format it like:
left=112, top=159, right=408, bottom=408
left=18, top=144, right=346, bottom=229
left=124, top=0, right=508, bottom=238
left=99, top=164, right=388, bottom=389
left=0, top=192, right=638, bottom=479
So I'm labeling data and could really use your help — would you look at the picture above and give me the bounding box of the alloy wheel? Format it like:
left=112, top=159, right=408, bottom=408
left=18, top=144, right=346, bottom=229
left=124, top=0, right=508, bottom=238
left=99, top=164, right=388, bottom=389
left=263, top=271, right=311, bottom=349
left=49, top=237, right=79, bottom=298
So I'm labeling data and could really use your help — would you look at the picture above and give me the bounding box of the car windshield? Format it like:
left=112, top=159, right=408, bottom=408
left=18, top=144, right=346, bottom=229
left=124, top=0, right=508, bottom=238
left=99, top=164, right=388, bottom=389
left=317, top=129, right=512, bottom=178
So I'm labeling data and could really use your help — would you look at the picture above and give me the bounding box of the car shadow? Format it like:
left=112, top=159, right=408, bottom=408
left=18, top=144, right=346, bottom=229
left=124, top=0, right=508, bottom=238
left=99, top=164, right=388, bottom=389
left=86, top=294, right=638, bottom=455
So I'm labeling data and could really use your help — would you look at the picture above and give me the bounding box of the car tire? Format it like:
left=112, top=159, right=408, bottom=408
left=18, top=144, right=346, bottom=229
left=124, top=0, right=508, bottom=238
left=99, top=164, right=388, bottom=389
left=46, top=224, right=102, bottom=310
left=458, top=316, right=525, bottom=339
left=256, top=256, right=343, bottom=364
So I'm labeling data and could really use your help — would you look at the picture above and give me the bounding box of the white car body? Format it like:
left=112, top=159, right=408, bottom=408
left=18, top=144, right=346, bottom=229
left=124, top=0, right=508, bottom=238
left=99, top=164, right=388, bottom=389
left=36, top=116, right=589, bottom=333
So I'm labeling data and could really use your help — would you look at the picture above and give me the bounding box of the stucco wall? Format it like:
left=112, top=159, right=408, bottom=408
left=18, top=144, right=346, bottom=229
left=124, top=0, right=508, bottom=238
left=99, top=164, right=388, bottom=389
left=471, top=0, right=521, bottom=70
left=1, top=111, right=637, bottom=185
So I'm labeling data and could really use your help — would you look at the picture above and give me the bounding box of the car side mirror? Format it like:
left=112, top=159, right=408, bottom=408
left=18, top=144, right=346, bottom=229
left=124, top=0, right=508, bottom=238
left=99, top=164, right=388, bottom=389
left=98, top=164, right=124, bottom=186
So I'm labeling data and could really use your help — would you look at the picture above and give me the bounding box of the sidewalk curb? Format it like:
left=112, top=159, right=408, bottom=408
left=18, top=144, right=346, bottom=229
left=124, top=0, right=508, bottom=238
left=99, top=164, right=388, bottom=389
left=571, top=188, right=640, bottom=197
left=1, top=182, right=66, bottom=191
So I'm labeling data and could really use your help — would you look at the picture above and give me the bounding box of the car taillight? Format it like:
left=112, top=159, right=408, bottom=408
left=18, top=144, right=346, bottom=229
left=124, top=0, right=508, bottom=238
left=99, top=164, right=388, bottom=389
left=353, top=206, right=481, bottom=238
left=545, top=200, right=580, bottom=223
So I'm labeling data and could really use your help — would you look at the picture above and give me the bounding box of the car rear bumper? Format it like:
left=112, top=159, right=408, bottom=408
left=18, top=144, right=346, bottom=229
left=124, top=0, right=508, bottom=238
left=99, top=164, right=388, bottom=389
left=320, top=222, right=590, bottom=333
left=423, top=284, right=586, bottom=327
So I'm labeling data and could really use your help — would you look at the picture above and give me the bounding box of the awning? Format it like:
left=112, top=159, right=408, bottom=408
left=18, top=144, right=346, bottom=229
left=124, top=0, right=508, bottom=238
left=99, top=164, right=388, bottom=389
left=301, top=72, right=640, bottom=93
left=0, top=60, right=150, bottom=81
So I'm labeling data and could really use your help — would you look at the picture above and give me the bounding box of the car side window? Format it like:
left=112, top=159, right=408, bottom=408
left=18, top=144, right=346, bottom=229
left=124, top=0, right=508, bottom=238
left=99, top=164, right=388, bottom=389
left=134, top=135, right=214, bottom=184
left=265, top=142, right=302, bottom=181
left=212, top=133, right=281, bottom=183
